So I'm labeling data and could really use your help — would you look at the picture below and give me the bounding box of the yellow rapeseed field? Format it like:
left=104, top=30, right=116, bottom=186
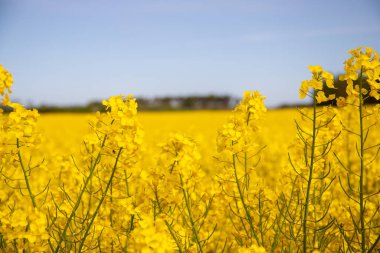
left=38, top=109, right=296, bottom=171
left=0, top=47, right=379, bottom=252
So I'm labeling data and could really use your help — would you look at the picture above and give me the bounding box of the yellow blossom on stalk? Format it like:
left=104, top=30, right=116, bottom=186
left=338, top=46, right=380, bottom=101
left=149, top=133, right=216, bottom=252
left=315, top=91, right=335, bottom=104
left=155, top=132, right=203, bottom=198
left=146, top=133, right=203, bottom=224
left=237, top=91, right=267, bottom=121
left=3, top=103, right=40, bottom=147
left=217, top=91, right=266, bottom=154
left=216, top=91, right=275, bottom=249
left=0, top=65, right=48, bottom=252
left=53, top=94, right=145, bottom=252
left=158, top=133, right=201, bottom=176
left=85, top=95, right=144, bottom=157
left=0, top=64, right=13, bottom=105
left=322, top=71, right=335, bottom=88
left=333, top=47, right=380, bottom=252
left=0, top=101, right=41, bottom=177
left=308, top=65, right=323, bottom=74
left=299, top=65, right=335, bottom=102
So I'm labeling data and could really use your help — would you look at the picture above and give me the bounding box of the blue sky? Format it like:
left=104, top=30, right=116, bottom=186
left=1, top=0, right=379, bottom=107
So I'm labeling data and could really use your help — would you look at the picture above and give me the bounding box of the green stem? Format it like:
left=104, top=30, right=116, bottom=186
left=165, top=220, right=183, bottom=253
left=129, top=214, right=135, bottom=232
left=154, top=189, right=162, bottom=215
left=124, top=169, right=130, bottom=197
left=303, top=92, right=317, bottom=252
left=244, top=111, right=251, bottom=191
left=244, top=152, right=249, bottom=191
left=78, top=148, right=123, bottom=252
left=179, top=174, right=204, bottom=253
left=358, top=68, right=366, bottom=252
left=110, top=180, right=114, bottom=253
left=233, top=154, right=261, bottom=246
left=13, top=239, right=19, bottom=253
left=258, top=190, right=264, bottom=246
left=368, top=234, right=380, bottom=253
left=54, top=135, right=107, bottom=253
left=17, top=139, right=36, bottom=208
left=17, top=139, right=37, bottom=252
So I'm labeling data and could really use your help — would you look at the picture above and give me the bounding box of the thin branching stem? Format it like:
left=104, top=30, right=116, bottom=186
left=358, top=68, right=366, bottom=252
left=303, top=91, right=317, bottom=252
left=16, top=139, right=36, bottom=208
left=179, top=173, right=204, bottom=253
left=232, top=153, right=261, bottom=246
left=78, top=147, right=123, bottom=252
left=54, top=134, right=107, bottom=253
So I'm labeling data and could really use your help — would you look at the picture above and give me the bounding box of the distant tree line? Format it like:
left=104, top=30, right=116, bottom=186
left=137, top=95, right=237, bottom=111
left=0, top=95, right=239, bottom=113
left=2, top=75, right=377, bottom=113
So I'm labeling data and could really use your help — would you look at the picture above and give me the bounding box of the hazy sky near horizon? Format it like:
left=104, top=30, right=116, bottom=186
left=1, top=0, right=380, bottom=107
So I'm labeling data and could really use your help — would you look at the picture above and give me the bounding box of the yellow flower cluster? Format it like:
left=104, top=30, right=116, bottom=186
left=85, top=95, right=144, bottom=151
left=217, top=91, right=266, bottom=154
left=0, top=64, right=13, bottom=106
left=0, top=66, right=49, bottom=251
left=3, top=104, right=40, bottom=146
left=339, top=46, right=380, bottom=101
left=144, top=133, right=215, bottom=252
left=299, top=65, right=335, bottom=103
left=50, top=95, right=144, bottom=252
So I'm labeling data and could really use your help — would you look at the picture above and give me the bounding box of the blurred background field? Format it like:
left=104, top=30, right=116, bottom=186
left=38, top=108, right=297, bottom=170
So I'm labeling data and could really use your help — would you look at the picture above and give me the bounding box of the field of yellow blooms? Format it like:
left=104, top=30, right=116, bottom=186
left=0, top=47, right=379, bottom=253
